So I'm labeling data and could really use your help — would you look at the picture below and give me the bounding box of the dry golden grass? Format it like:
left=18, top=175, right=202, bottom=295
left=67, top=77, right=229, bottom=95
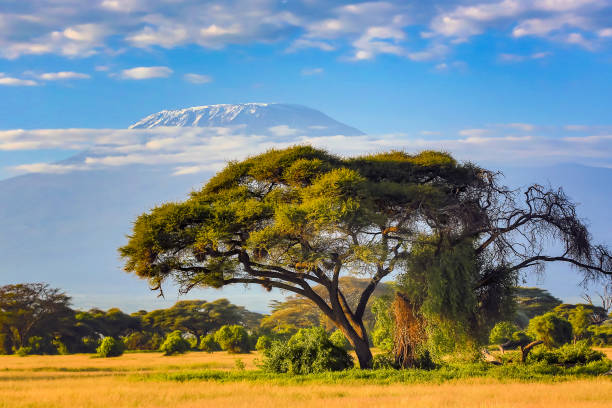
left=0, top=350, right=611, bottom=408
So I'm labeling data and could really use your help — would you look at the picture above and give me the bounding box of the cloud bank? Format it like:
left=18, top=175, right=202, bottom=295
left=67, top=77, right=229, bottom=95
left=2, top=124, right=611, bottom=177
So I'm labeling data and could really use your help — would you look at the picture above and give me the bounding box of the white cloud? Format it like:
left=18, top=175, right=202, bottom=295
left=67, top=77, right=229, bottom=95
left=459, top=128, right=490, bottom=137
left=183, top=73, right=212, bottom=84
left=301, top=67, right=324, bottom=76
left=268, top=125, right=299, bottom=137
left=37, top=71, right=90, bottom=80
left=120, top=66, right=173, bottom=80
left=0, top=73, right=38, bottom=86
left=11, top=163, right=85, bottom=174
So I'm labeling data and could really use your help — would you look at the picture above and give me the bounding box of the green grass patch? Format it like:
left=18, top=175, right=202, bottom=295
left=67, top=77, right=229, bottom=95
left=138, top=359, right=612, bottom=385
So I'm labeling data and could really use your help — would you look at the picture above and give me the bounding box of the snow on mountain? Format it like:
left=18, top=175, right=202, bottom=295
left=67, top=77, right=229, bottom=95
left=129, top=103, right=365, bottom=136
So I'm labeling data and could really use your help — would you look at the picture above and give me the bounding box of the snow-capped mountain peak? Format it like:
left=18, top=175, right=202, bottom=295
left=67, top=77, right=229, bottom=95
left=129, top=103, right=364, bottom=136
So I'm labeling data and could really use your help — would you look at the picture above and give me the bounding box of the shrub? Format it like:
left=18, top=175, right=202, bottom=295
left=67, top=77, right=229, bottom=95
left=527, top=312, right=572, bottom=348
left=159, top=331, right=190, bottom=356
left=489, top=321, right=520, bottom=344
left=329, top=330, right=351, bottom=350
left=52, top=339, right=70, bottom=355
left=199, top=333, right=221, bottom=352
left=214, top=325, right=251, bottom=353
left=261, top=327, right=353, bottom=374
left=255, top=335, right=273, bottom=351
left=528, top=341, right=605, bottom=366
left=15, top=346, right=32, bottom=357
left=184, top=333, right=198, bottom=349
left=96, top=337, right=125, bottom=357
left=372, top=353, right=398, bottom=369
left=589, top=324, right=612, bottom=346
left=81, top=337, right=100, bottom=353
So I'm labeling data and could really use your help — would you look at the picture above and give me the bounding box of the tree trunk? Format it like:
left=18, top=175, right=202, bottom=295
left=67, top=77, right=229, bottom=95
left=352, top=335, right=373, bottom=369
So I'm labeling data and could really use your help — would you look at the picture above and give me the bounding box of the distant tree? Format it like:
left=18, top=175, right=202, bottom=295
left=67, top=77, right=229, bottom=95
left=0, top=283, right=74, bottom=354
left=159, top=330, right=190, bottom=355
left=255, top=335, right=273, bottom=351
left=527, top=312, right=573, bottom=348
left=96, top=336, right=125, bottom=357
left=489, top=321, right=520, bottom=345
left=214, top=325, right=251, bottom=353
left=120, top=146, right=612, bottom=368
left=199, top=333, right=221, bottom=352
left=553, top=303, right=608, bottom=327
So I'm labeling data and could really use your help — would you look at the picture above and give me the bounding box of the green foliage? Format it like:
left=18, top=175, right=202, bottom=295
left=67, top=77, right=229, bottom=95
left=52, top=339, right=70, bottom=355
left=213, top=325, right=251, bottom=353
left=527, top=341, right=605, bottom=365
left=199, top=333, right=221, bottom=352
left=255, top=335, right=273, bottom=351
left=261, top=327, right=353, bottom=374
left=527, top=313, right=573, bottom=348
left=159, top=330, right=190, bottom=355
left=489, top=321, right=520, bottom=344
left=96, top=337, right=125, bottom=357
left=567, top=306, right=592, bottom=341
left=234, top=358, right=246, bottom=371
left=329, top=330, right=351, bottom=350
left=370, top=296, right=394, bottom=352
left=588, top=323, right=612, bottom=346
left=371, top=353, right=398, bottom=369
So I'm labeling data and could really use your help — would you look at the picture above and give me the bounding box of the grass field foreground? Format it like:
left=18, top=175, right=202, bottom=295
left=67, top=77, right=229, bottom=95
left=0, top=350, right=610, bottom=408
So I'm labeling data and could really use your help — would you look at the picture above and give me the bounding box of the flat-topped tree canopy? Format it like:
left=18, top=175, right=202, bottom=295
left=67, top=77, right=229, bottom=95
left=120, top=145, right=611, bottom=368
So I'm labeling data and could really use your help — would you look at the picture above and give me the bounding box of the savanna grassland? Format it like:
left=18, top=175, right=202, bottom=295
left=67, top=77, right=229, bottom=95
left=1, top=350, right=611, bottom=408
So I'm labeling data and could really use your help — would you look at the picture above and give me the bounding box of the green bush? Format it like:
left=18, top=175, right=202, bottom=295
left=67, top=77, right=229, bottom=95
left=588, top=324, right=612, bottom=346
left=329, top=330, right=351, bottom=350
left=96, top=337, right=125, bottom=357
left=81, top=337, right=100, bottom=353
left=372, top=353, right=398, bottom=369
left=260, top=327, right=353, bottom=374
left=159, top=331, right=190, bottom=355
left=255, top=335, right=273, bottom=351
left=15, top=346, right=32, bottom=356
left=528, top=341, right=605, bottom=366
left=52, top=339, right=70, bottom=355
left=199, top=333, right=221, bottom=352
left=489, top=321, right=520, bottom=344
left=527, top=312, right=572, bottom=348
left=214, top=325, right=251, bottom=353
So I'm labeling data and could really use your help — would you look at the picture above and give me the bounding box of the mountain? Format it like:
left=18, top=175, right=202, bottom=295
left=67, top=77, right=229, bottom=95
left=129, top=103, right=365, bottom=136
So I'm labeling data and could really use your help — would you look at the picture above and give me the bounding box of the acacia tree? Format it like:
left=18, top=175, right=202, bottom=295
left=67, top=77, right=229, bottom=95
left=120, top=146, right=612, bottom=368
left=0, top=283, right=73, bottom=353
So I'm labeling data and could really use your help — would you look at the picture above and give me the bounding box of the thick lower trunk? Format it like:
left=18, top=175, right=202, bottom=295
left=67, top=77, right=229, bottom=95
left=336, top=318, right=373, bottom=369
left=352, top=335, right=373, bottom=369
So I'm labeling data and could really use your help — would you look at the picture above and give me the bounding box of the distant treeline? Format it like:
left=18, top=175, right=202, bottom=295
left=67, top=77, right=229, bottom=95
left=0, top=281, right=610, bottom=357
left=0, top=283, right=262, bottom=355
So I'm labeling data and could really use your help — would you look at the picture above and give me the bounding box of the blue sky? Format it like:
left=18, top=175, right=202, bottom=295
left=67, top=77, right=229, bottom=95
left=0, top=1, right=611, bottom=309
